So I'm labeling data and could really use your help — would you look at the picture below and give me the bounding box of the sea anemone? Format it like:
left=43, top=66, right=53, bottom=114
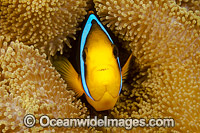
left=0, top=0, right=89, bottom=56
left=1, top=0, right=200, bottom=132
left=94, top=0, right=200, bottom=43
left=175, top=0, right=200, bottom=16
left=0, top=36, right=90, bottom=132
left=94, top=0, right=200, bottom=132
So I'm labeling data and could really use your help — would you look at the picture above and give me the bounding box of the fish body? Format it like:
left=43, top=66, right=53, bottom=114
left=53, top=12, right=132, bottom=111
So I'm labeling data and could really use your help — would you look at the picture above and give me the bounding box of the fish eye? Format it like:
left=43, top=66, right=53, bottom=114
left=82, top=50, right=86, bottom=62
left=113, top=45, right=119, bottom=58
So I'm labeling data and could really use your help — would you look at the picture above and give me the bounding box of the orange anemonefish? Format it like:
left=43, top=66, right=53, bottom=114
left=53, top=11, right=133, bottom=111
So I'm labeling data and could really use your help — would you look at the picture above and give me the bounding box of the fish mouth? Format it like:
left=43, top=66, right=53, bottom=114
left=97, top=68, right=109, bottom=71
left=94, top=65, right=113, bottom=72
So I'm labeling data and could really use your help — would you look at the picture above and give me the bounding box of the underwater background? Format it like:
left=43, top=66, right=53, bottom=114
left=0, top=0, right=199, bottom=132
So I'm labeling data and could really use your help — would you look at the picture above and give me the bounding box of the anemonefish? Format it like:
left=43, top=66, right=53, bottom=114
left=53, top=11, right=132, bottom=111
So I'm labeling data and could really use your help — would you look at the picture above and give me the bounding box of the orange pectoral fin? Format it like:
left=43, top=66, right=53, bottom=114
left=121, top=54, right=133, bottom=81
left=53, top=57, right=84, bottom=97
